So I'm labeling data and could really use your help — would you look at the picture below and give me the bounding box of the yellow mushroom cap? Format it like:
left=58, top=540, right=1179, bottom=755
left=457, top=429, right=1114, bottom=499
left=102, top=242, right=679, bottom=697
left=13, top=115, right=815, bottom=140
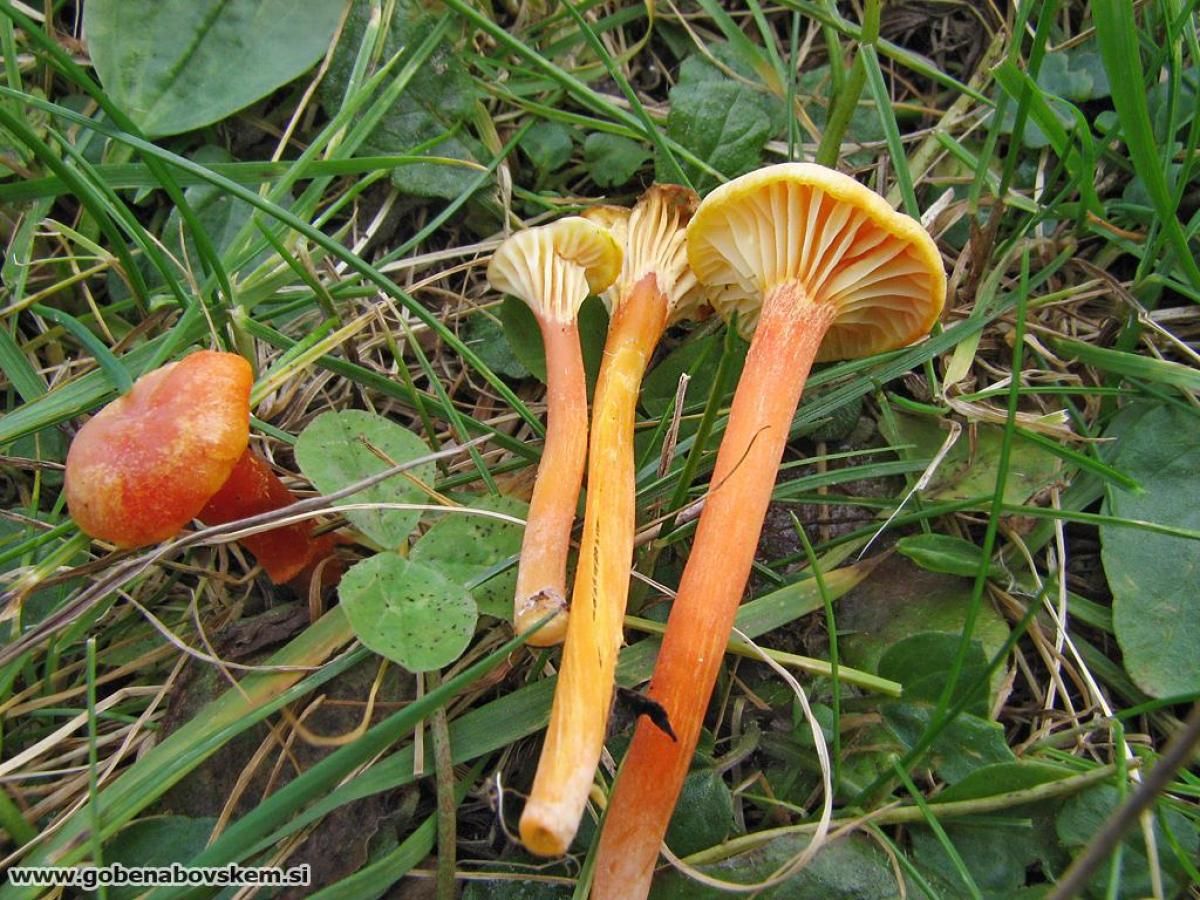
left=487, top=217, right=623, bottom=324
left=686, top=163, right=946, bottom=361
left=583, top=184, right=704, bottom=323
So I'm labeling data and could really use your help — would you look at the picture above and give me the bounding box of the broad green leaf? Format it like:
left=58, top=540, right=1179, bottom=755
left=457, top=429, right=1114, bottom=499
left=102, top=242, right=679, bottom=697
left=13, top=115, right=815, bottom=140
left=839, top=557, right=1010, bottom=702
left=294, top=410, right=434, bottom=549
left=1038, top=47, right=1111, bottom=102
left=106, top=817, right=216, bottom=899
left=878, top=633, right=993, bottom=714
left=520, top=121, right=574, bottom=176
left=583, top=132, right=650, bottom=188
left=910, top=816, right=1047, bottom=899
left=652, top=831, right=904, bottom=899
left=882, top=699, right=1014, bottom=785
left=884, top=410, right=1062, bottom=507
left=1057, top=784, right=1199, bottom=899
left=339, top=553, right=476, bottom=672
left=641, top=331, right=746, bottom=417
left=410, top=495, right=527, bottom=619
left=463, top=311, right=530, bottom=380
left=660, top=50, right=785, bottom=192
left=896, top=533, right=1004, bottom=579
left=1101, top=403, right=1200, bottom=697
left=320, top=0, right=484, bottom=200
left=664, top=769, right=735, bottom=857
left=83, top=0, right=344, bottom=137
left=498, top=294, right=610, bottom=391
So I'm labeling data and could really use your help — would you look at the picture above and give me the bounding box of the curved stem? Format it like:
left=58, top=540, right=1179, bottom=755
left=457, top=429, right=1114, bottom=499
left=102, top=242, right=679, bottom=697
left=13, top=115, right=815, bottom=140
left=520, top=275, right=668, bottom=856
left=514, top=318, right=588, bottom=646
left=592, top=283, right=835, bottom=899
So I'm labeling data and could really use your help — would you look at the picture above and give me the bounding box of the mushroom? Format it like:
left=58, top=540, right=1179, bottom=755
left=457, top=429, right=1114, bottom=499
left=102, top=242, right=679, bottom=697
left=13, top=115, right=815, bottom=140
left=487, top=218, right=622, bottom=646
left=198, top=448, right=344, bottom=588
left=65, top=349, right=340, bottom=588
left=519, top=185, right=702, bottom=856
left=590, top=163, right=947, bottom=898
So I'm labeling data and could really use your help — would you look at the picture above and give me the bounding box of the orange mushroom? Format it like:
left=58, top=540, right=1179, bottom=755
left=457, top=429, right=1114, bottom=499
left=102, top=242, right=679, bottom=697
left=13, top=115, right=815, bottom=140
left=487, top=218, right=622, bottom=646
left=591, top=163, right=947, bottom=898
left=65, top=350, right=339, bottom=588
left=519, top=185, right=702, bottom=856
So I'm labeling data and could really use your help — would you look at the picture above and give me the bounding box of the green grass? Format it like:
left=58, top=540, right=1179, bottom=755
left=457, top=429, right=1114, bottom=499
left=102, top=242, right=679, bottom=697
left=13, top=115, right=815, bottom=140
left=1, top=1, right=1198, bottom=897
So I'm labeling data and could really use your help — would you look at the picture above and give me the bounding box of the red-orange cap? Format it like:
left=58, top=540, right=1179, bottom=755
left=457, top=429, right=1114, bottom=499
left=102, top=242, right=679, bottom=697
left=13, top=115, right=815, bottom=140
left=65, top=350, right=253, bottom=548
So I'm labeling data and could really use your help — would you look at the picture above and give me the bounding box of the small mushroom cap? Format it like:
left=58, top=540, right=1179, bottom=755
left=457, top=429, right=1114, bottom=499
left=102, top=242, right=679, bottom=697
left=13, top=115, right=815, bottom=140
left=487, top=217, right=623, bottom=324
left=65, top=350, right=253, bottom=549
left=583, top=184, right=705, bottom=323
left=687, top=163, right=946, bottom=361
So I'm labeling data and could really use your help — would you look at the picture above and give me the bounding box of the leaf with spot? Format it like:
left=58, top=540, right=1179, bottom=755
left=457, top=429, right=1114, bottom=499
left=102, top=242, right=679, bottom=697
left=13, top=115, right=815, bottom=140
left=295, top=410, right=434, bottom=550
left=339, top=553, right=477, bottom=672
left=410, top=494, right=527, bottom=619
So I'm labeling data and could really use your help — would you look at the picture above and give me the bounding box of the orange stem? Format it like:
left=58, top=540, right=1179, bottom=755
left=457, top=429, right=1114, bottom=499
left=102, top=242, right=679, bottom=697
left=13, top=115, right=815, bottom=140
left=591, top=283, right=836, bottom=898
left=200, top=449, right=342, bottom=590
left=520, top=274, right=668, bottom=856
left=514, top=318, right=588, bottom=646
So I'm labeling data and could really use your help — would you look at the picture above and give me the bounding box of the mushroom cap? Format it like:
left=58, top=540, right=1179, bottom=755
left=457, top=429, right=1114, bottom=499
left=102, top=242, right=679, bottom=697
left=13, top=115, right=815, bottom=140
left=686, top=163, right=946, bottom=361
left=65, top=350, right=253, bottom=548
left=583, top=184, right=706, bottom=324
left=487, top=217, right=623, bottom=324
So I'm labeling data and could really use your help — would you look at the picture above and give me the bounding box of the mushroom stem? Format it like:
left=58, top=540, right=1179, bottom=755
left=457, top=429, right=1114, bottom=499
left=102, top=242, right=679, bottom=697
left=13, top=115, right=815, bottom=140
left=199, top=448, right=343, bottom=589
left=513, top=317, right=589, bottom=646
left=520, top=273, right=669, bottom=857
left=591, top=283, right=836, bottom=898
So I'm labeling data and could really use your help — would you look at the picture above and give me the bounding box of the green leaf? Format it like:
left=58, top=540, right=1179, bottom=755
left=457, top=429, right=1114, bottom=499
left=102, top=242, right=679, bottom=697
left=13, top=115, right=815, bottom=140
left=320, top=0, right=484, bottom=200
left=884, top=410, right=1062, bottom=507
left=896, top=533, right=1004, bottom=579
left=1038, top=47, right=1111, bottom=102
left=463, top=311, right=530, bottom=379
left=839, top=557, right=1010, bottom=703
left=83, top=0, right=344, bottom=137
left=910, top=817, right=1046, bottom=899
left=660, top=51, right=785, bottom=192
left=410, top=495, right=527, bottom=619
left=878, top=633, right=992, bottom=713
left=1101, top=403, right=1200, bottom=697
left=583, top=132, right=650, bottom=188
left=105, top=817, right=216, bottom=899
left=652, top=831, right=904, bottom=899
left=1057, top=784, right=1200, bottom=898
left=498, top=294, right=610, bottom=391
left=339, top=553, right=477, bottom=672
left=520, top=121, right=574, bottom=176
left=664, top=769, right=735, bottom=857
left=882, top=700, right=1014, bottom=785
left=641, top=331, right=745, bottom=417
left=294, top=410, right=435, bottom=549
